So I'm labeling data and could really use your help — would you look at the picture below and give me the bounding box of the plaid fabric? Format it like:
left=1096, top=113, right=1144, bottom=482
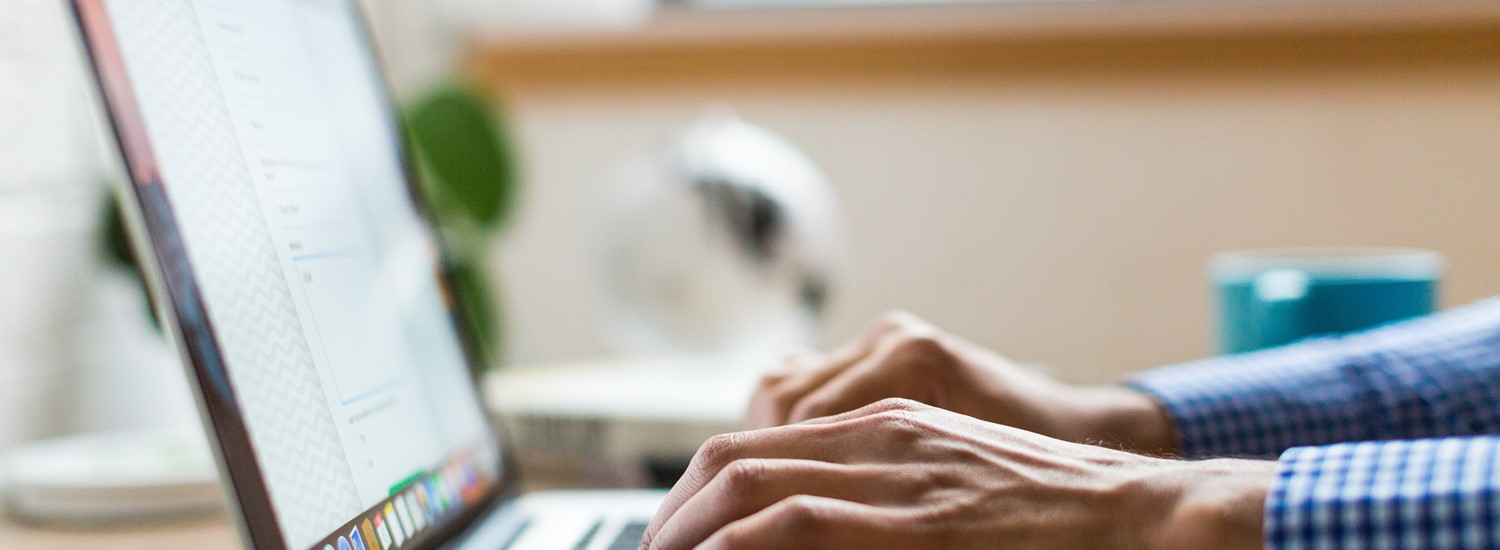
left=1130, top=296, right=1500, bottom=458
left=1128, top=296, right=1500, bottom=549
left=1269, top=438, right=1500, bottom=549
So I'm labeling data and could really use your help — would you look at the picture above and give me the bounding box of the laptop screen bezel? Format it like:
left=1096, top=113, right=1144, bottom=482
left=67, top=1, right=522, bottom=547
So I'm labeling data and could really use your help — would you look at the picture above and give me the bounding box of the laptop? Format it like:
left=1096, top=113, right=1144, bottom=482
left=68, top=1, right=665, bottom=548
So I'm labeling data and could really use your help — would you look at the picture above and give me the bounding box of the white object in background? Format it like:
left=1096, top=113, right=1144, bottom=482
left=64, top=270, right=204, bottom=434
left=0, top=344, right=61, bottom=459
left=0, top=0, right=100, bottom=195
left=0, top=0, right=107, bottom=449
left=0, top=196, right=98, bottom=448
left=434, top=0, right=656, bottom=34
left=2, top=430, right=223, bottom=524
left=606, top=111, right=845, bottom=358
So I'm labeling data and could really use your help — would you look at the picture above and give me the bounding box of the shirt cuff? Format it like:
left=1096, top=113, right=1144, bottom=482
left=1266, top=438, right=1500, bottom=550
left=1125, top=338, right=1366, bottom=458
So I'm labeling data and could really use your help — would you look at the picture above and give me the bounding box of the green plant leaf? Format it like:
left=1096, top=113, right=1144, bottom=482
left=100, top=195, right=139, bottom=268
left=404, top=83, right=519, bottom=233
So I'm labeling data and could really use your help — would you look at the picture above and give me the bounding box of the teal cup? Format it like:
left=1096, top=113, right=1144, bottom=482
left=1211, top=248, right=1442, bottom=354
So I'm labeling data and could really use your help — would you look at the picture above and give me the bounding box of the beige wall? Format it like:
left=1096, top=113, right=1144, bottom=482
left=474, top=22, right=1500, bottom=383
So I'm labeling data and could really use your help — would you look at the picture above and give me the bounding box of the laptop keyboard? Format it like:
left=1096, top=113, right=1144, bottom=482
left=605, top=521, right=650, bottom=550
left=502, top=519, right=650, bottom=550
left=570, top=521, right=603, bottom=550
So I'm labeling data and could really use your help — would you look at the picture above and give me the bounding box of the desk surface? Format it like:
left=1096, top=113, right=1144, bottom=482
left=0, top=458, right=625, bottom=547
left=0, top=517, right=236, bottom=549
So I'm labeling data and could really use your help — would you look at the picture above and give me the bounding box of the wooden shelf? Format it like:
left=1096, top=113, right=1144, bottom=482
left=466, top=0, right=1500, bottom=93
left=472, top=0, right=1500, bottom=51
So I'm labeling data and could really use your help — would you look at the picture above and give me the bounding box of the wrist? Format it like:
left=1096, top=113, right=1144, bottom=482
left=1069, top=386, right=1180, bottom=456
left=1151, top=459, right=1276, bottom=550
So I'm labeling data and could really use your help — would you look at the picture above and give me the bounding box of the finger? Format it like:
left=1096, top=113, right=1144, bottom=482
left=747, top=360, right=850, bottom=430
left=747, top=314, right=913, bottom=429
left=769, top=316, right=895, bottom=395
left=650, top=398, right=949, bottom=546
left=745, top=351, right=827, bottom=429
left=647, top=459, right=923, bottom=550
left=696, top=495, right=905, bottom=550
left=644, top=423, right=864, bottom=545
left=785, top=333, right=936, bottom=424
left=846, top=311, right=923, bottom=355
left=784, top=362, right=897, bottom=425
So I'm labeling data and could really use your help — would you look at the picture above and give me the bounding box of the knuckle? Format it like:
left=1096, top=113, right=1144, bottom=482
left=874, top=408, right=932, bottom=441
left=719, top=459, right=770, bottom=497
left=871, top=397, right=928, bottom=414
left=874, top=408, right=920, bottom=429
left=773, top=495, right=828, bottom=531
left=756, top=371, right=785, bottom=389
left=695, top=432, right=745, bottom=469
left=892, top=332, right=949, bottom=358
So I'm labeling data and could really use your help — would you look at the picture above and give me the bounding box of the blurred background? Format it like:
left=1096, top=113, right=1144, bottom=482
left=397, top=0, right=1500, bottom=382
left=1, top=0, right=1499, bottom=506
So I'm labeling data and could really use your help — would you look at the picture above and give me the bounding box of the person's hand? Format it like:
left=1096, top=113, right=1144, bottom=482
left=642, top=399, right=1274, bottom=550
left=748, top=311, right=1178, bottom=455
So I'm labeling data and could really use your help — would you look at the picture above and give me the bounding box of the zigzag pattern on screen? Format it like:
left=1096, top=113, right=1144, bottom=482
left=107, top=1, right=363, bottom=546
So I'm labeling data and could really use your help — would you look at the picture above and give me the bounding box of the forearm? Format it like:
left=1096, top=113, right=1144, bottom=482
left=1127, top=295, right=1500, bottom=458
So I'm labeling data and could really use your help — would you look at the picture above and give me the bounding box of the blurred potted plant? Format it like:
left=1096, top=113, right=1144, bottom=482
left=403, top=81, right=521, bottom=370
left=100, top=80, right=520, bottom=373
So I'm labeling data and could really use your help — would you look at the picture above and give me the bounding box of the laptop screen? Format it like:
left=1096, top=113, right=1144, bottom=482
left=73, top=0, right=503, bottom=548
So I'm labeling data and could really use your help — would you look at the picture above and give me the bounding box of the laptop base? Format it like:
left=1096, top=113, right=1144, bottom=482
left=455, top=490, right=665, bottom=550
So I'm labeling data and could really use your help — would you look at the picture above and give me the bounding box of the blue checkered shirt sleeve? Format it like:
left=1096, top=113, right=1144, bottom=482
left=1128, top=296, right=1500, bottom=458
left=1267, top=437, right=1500, bottom=549
left=1127, top=296, right=1500, bottom=549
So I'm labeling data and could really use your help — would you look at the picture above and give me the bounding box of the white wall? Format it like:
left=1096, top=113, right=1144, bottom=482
left=352, top=2, right=1500, bottom=382
left=0, top=0, right=115, bottom=446
left=482, top=39, right=1500, bottom=383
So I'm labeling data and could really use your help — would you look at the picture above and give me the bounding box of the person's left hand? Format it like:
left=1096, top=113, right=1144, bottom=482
left=641, top=399, right=1274, bottom=550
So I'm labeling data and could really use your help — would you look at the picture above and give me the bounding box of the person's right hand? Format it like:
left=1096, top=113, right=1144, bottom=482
left=645, top=399, right=1271, bottom=550
left=746, top=311, right=1180, bottom=455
